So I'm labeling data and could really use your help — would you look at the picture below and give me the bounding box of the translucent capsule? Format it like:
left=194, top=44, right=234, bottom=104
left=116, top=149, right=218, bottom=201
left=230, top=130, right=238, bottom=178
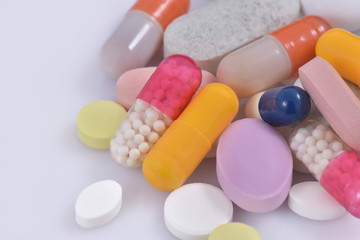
left=111, top=55, right=201, bottom=167
left=289, top=120, right=348, bottom=181
left=101, top=0, right=190, bottom=79
left=217, top=16, right=331, bottom=98
left=245, top=86, right=311, bottom=126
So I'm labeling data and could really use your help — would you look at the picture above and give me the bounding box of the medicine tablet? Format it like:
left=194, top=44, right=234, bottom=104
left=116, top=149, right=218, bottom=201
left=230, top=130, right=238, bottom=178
left=75, top=180, right=122, bottom=228
left=77, top=100, right=127, bottom=149
left=164, top=183, right=233, bottom=240
left=217, top=118, right=292, bottom=213
left=288, top=181, right=346, bottom=220
left=208, top=223, right=261, bottom=240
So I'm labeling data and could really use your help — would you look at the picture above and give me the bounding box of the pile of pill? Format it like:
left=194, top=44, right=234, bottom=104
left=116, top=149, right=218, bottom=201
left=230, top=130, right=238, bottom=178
left=74, top=0, right=360, bottom=238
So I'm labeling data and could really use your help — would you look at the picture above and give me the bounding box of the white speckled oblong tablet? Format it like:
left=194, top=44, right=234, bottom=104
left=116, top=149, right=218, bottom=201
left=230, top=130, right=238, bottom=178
left=288, top=181, right=346, bottom=220
left=75, top=180, right=122, bottom=228
left=164, top=0, right=300, bottom=74
left=164, top=183, right=233, bottom=240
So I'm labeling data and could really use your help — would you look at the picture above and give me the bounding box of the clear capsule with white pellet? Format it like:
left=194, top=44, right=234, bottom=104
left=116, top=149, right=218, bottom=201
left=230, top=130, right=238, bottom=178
left=111, top=54, right=201, bottom=167
left=245, top=86, right=311, bottom=126
left=289, top=120, right=349, bottom=180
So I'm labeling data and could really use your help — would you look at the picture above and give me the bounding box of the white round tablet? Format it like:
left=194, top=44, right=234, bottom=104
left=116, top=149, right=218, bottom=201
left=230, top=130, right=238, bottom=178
left=75, top=180, right=122, bottom=228
left=288, top=181, right=346, bottom=220
left=164, top=183, right=233, bottom=240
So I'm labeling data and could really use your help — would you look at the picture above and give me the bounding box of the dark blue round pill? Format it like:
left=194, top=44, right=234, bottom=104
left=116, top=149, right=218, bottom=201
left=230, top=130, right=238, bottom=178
left=258, top=86, right=311, bottom=126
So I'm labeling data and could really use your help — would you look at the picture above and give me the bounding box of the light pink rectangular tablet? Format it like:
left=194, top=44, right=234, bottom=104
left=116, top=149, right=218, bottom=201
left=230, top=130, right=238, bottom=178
left=299, top=56, right=360, bottom=150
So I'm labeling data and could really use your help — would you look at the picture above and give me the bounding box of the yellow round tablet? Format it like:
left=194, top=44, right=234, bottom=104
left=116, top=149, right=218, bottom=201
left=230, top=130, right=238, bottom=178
left=208, top=223, right=261, bottom=240
left=77, top=100, right=127, bottom=149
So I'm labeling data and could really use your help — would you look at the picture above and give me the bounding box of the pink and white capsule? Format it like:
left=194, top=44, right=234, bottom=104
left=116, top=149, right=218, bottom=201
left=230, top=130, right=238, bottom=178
left=111, top=55, right=201, bottom=167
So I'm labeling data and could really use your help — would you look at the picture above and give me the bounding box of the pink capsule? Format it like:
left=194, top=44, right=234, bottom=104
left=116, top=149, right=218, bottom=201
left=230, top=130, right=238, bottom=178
left=111, top=55, right=202, bottom=168
left=320, top=150, right=360, bottom=218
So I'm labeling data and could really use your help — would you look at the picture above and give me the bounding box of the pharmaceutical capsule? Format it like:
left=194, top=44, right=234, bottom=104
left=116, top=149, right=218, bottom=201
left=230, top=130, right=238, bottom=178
left=299, top=56, right=360, bottom=151
left=143, top=83, right=239, bottom=191
left=245, top=86, right=311, bottom=126
left=289, top=120, right=348, bottom=181
left=316, top=28, right=360, bottom=87
left=321, top=150, right=360, bottom=219
left=101, top=0, right=189, bottom=79
left=217, top=16, right=332, bottom=98
left=111, top=55, right=201, bottom=168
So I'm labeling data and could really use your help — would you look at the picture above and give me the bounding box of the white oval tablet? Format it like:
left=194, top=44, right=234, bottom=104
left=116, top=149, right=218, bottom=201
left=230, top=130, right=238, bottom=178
left=288, top=181, right=346, bottom=220
left=75, top=180, right=122, bottom=228
left=164, top=183, right=233, bottom=240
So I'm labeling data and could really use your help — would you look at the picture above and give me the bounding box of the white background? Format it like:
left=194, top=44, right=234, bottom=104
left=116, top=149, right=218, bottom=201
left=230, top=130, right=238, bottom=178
left=1, top=0, right=360, bottom=239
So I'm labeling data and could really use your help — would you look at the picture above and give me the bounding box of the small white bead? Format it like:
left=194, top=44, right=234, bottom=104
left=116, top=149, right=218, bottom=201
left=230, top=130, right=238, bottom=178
left=162, top=115, right=173, bottom=127
left=127, top=140, right=137, bottom=149
left=126, top=157, right=138, bottom=168
left=324, top=130, right=335, bottom=142
left=132, top=119, right=143, bottom=130
left=134, top=100, right=149, bottom=112
left=296, top=151, right=304, bottom=161
left=305, top=136, right=316, bottom=146
left=312, top=129, right=325, bottom=140
left=322, top=149, right=333, bottom=160
left=290, top=140, right=299, bottom=151
left=316, top=139, right=328, bottom=151
left=302, top=154, right=313, bottom=164
left=298, top=128, right=310, bottom=136
left=139, top=125, right=151, bottom=136
left=115, top=134, right=126, bottom=145
left=313, top=165, right=323, bottom=180
left=319, top=158, right=329, bottom=169
left=316, top=124, right=327, bottom=132
left=115, top=155, right=127, bottom=165
left=308, top=163, right=316, bottom=173
left=330, top=141, right=343, bottom=153
left=120, top=120, right=131, bottom=132
left=148, top=132, right=160, bottom=143
left=129, top=148, right=141, bottom=160
left=138, top=142, right=150, bottom=153
left=145, top=108, right=159, bottom=122
left=124, top=129, right=135, bottom=140
left=298, top=144, right=307, bottom=153
left=134, top=134, right=145, bottom=144
left=153, top=120, right=166, bottom=133
left=307, top=145, right=318, bottom=156
left=117, top=146, right=129, bottom=156
left=129, top=112, right=141, bottom=121
left=314, top=153, right=322, bottom=163
left=294, top=133, right=306, bottom=143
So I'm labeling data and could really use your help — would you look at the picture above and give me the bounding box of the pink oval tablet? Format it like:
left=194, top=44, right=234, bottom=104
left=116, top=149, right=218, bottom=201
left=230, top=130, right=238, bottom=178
left=216, top=118, right=293, bottom=213
left=299, top=56, right=360, bottom=150
left=116, top=67, right=217, bottom=110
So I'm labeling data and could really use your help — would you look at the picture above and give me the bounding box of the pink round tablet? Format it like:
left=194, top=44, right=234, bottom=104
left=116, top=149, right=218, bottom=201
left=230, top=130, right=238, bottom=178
left=116, top=67, right=217, bottom=110
left=216, top=118, right=293, bottom=213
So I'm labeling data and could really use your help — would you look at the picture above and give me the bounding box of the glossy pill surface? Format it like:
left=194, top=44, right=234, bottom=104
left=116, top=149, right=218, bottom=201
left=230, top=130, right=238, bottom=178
left=164, top=183, right=233, bottom=240
left=245, top=86, right=311, bottom=126
left=143, top=83, right=239, bottom=191
left=217, top=118, right=292, bottom=213
left=288, top=181, right=346, bottom=220
left=77, top=100, right=126, bottom=149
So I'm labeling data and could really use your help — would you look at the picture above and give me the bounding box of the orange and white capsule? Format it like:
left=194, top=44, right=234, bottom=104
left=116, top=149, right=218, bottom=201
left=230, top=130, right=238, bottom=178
left=101, top=0, right=190, bottom=79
